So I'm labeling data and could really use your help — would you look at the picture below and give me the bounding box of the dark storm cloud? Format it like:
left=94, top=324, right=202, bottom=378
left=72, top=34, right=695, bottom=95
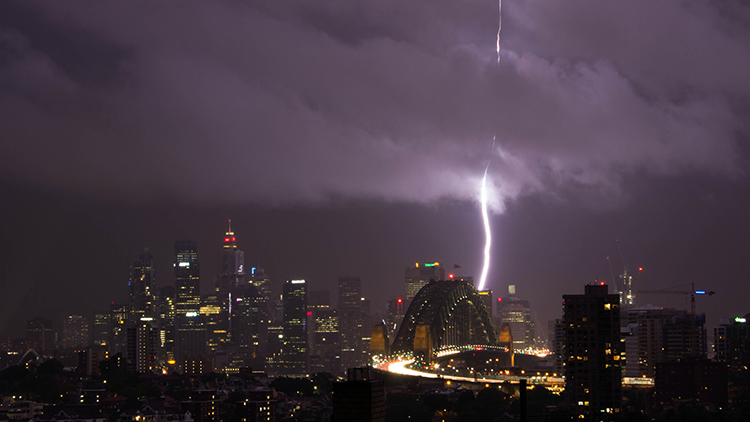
left=0, top=0, right=747, bottom=211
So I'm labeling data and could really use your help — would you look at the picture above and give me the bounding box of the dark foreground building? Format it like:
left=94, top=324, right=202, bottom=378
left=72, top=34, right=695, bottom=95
left=333, top=368, right=385, bottom=422
left=563, top=283, right=621, bottom=418
left=655, top=359, right=727, bottom=407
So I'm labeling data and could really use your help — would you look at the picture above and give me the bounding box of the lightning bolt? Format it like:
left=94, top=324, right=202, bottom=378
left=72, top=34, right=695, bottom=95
left=479, top=0, right=502, bottom=291
left=478, top=137, right=496, bottom=291
left=496, top=0, right=502, bottom=65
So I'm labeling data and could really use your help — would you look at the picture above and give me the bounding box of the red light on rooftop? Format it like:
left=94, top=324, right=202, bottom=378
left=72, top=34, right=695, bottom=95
left=600, top=281, right=605, bottom=285
left=449, top=273, right=454, bottom=279
left=639, top=267, right=643, bottom=271
left=307, top=311, right=312, bottom=316
left=397, top=298, right=402, bottom=303
left=497, top=297, right=502, bottom=302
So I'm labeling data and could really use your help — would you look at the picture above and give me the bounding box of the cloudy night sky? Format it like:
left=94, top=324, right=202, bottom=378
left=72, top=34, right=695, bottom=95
left=1, top=1, right=749, bottom=339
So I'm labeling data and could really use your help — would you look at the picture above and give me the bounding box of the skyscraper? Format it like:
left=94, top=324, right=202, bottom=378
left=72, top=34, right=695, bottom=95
left=405, top=263, right=444, bottom=303
left=62, top=315, right=90, bottom=349
left=158, top=286, right=176, bottom=363
left=496, top=286, right=534, bottom=350
left=231, top=285, right=265, bottom=367
left=312, top=308, right=340, bottom=374
left=91, top=311, right=109, bottom=347
left=174, top=240, right=205, bottom=367
left=217, top=219, right=245, bottom=294
left=714, top=314, right=750, bottom=371
left=175, top=240, right=200, bottom=315
left=563, top=284, right=621, bottom=416
left=129, top=249, right=156, bottom=322
left=339, top=276, right=363, bottom=372
left=26, top=316, right=54, bottom=352
left=386, top=298, right=405, bottom=337
left=624, top=305, right=707, bottom=378
left=280, top=279, right=307, bottom=376
left=126, top=321, right=158, bottom=373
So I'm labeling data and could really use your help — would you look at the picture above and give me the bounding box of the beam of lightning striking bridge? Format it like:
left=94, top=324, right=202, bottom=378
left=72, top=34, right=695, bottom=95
left=477, top=137, right=496, bottom=291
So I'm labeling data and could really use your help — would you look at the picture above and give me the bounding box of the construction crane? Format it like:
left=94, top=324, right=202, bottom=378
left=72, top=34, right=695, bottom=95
left=637, top=282, right=715, bottom=357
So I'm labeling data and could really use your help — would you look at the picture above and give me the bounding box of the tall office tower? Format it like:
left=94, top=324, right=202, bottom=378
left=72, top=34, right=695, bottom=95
left=312, top=308, right=340, bottom=374
left=550, top=319, right=565, bottom=374
left=309, top=290, right=331, bottom=310
left=496, top=287, right=534, bottom=350
left=231, top=285, right=264, bottom=367
left=266, top=324, right=284, bottom=373
left=175, top=240, right=201, bottom=315
left=62, top=315, right=90, bottom=349
left=217, top=219, right=245, bottom=294
left=174, top=240, right=205, bottom=366
left=386, top=298, right=405, bottom=337
left=200, top=294, right=225, bottom=354
left=27, top=317, right=54, bottom=352
left=476, top=289, right=494, bottom=319
left=109, top=303, right=129, bottom=355
left=91, top=312, right=109, bottom=347
left=714, top=314, right=750, bottom=371
left=210, top=222, right=242, bottom=357
left=405, top=263, right=444, bottom=302
left=158, top=286, right=176, bottom=362
left=280, top=279, right=308, bottom=376
left=339, top=276, right=363, bottom=372
left=126, top=322, right=158, bottom=373
left=616, top=269, right=636, bottom=307
left=129, top=249, right=156, bottom=322
left=248, top=267, right=272, bottom=363
left=249, top=267, right=272, bottom=301
left=663, top=313, right=707, bottom=360
left=308, top=290, right=332, bottom=368
left=624, top=305, right=707, bottom=378
left=358, top=301, right=373, bottom=366
left=563, top=284, right=622, bottom=417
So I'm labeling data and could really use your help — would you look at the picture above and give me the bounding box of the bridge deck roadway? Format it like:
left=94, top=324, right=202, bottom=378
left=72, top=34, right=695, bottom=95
left=380, top=359, right=564, bottom=387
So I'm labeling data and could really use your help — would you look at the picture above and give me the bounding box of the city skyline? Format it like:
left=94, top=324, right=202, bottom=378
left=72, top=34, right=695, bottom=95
left=1, top=0, right=749, bottom=342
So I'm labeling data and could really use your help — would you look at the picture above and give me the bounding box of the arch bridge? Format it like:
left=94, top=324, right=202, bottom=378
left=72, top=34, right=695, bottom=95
left=390, top=280, right=500, bottom=361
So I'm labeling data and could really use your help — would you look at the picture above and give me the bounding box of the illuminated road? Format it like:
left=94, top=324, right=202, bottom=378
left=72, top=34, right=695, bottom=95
left=383, top=359, right=562, bottom=386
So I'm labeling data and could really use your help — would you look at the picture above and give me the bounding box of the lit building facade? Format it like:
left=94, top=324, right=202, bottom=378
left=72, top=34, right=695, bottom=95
left=339, top=276, right=365, bottom=372
left=231, top=285, right=265, bottom=367
left=311, top=308, right=340, bottom=374
left=624, top=305, right=707, bottom=378
left=62, top=315, right=90, bottom=349
left=386, top=298, right=405, bottom=338
left=175, top=240, right=201, bottom=315
left=126, top=322, right=158, bottom=373
left=563, top=284, right=621, bottom=416
left=405, top=263, right=444, bottom=302
left=217, top=220, right=245, bottom=294
left=280, top=279, right=307, bottom=376
left=174, top=240, right=205, bottom=367
left=91, top=311, right=109, bottom=347
left=129, top=249, right=156, bottom=322
left=713, top=315, right=750, bottom=371
left=496, top=287, right=534, bottom=350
